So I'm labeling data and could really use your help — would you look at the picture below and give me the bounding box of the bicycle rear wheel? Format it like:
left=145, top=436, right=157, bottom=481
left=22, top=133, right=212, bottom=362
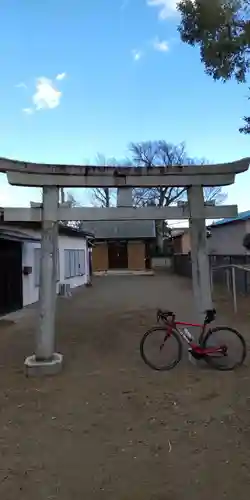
left=201, top=326, right=247, bottom=371
left=140, top=327, right=182, bottom=371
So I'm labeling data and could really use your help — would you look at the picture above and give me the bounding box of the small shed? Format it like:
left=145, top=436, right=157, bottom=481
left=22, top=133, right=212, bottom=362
left=0, top=221, right=94, bottom=316
left=82, top=220, right=156, bottom=272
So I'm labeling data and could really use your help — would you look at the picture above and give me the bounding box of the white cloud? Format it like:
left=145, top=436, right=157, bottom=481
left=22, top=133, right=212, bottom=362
left=147, top=0, right=177, bottom=19
left=153, top=37, right=170, bottom=52
left=32, top=77, right=62, bottom=110
left=56, top=72, right=67, bottom=81
left=16, top=82, right=27, bottom=89
left=132, top=49, right=143, bottom=61
left=19, top=73, right=66, bottom=115
left=22, top=107, right=33, bottom=115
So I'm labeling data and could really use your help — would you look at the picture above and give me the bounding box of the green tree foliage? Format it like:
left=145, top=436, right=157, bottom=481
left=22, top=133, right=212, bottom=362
left=178, top=1, right=250, bottom=82
left=177, top=0, right=250, bottom=132
left=239, top=103, right=250, bottom=132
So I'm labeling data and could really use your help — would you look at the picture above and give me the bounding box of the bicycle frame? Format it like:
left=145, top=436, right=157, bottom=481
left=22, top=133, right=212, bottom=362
left=162, top=318, right=226, bottom=357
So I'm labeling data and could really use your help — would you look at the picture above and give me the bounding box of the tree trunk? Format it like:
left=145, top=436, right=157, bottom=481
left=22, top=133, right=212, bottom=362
left=156, top=220, right=165, bottom=253
left=61, top=189, right=65, bottom=204
left=104, top=188, right=110, bottom=207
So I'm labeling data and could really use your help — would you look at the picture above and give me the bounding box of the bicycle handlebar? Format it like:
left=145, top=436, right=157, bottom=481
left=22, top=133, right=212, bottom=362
left=157, top=308, right=216, bottom=325
left=156, top=309, right=175, bottom=323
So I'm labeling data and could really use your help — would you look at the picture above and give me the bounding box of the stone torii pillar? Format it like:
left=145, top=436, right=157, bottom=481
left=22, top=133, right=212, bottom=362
left=25, top=187, right=63, bottom=375
left=188, top=186, right=213, bottom=322
left=117, top=187, right=133, bottom=207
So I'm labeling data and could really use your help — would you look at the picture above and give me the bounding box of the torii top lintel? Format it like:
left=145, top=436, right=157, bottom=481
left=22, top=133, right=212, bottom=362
left=0, top=157, right=249, bottom=188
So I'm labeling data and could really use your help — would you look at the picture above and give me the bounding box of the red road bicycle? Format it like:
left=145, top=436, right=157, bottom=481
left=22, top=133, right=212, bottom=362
left=140, top=309, right=246, bottom=371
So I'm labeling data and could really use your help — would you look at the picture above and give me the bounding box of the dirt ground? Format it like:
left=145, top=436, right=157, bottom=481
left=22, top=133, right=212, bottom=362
left=0, top=273, right=250, bottom=500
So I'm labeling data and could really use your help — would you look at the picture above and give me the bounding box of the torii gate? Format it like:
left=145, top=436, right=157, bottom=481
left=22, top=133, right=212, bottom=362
left=0, top=157, right=249, bottom=376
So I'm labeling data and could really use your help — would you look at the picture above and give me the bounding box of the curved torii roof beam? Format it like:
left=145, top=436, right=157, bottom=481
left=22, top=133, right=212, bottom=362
left=0, top=157, right=249, bottom=188
left=0, top=156, right=249, bottom=175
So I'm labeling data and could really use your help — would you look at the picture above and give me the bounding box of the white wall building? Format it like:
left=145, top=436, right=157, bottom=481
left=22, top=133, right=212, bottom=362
left=207, top=212, right=250, bottom=256
left=0, top=222, right=93, bottom=315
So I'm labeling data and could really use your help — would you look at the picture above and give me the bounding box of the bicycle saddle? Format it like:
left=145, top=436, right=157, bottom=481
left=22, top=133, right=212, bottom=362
left=204, top=309, right=216, bottom=324
left=157, top=309, right=173, bottom=316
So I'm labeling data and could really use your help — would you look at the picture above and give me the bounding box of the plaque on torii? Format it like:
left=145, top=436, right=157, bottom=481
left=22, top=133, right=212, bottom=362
left=0, top=156, right=248, bottom=376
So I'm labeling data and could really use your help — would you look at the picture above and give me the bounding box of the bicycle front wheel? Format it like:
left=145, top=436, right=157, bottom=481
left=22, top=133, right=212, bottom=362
left=201, top=326, right=247, bottom=371
left=140, top=327, right=182, bottom=371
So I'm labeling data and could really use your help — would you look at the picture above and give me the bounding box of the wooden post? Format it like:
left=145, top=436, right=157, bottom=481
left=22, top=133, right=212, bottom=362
left=231, top=266, right=237, bottom=313
left=188, top=186, right=213, bottom=321
left=24, top=186, right=63, bottom=376
left=226, top=268, right=230, bottom=292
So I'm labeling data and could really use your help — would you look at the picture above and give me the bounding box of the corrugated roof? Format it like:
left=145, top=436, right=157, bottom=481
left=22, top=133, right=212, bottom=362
left=171, top=228, right=188, bottom=238
left=0, top=216, right=94, bottom=239
left=211, top=210, right=250, bottom=228
left=0, top=229, right=40, bottom=242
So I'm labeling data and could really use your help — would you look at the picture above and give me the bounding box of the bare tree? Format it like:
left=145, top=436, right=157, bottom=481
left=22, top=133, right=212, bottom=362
left=60, top=192, right=82, bottom=229
left=91, top=153, right=133, bottom=207
left=129, top=140, right=226, bottom=252
left=91, top=154, right=117, bottom=207
left=60, top=188, right=65, bottom=204
left=203, top=186, right=227, bottom=204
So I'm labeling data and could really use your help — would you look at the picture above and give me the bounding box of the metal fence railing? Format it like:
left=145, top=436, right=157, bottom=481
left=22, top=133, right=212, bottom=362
left=173, top=253, right=250, bottom=313
left=211, top=264, right=250, bottom=313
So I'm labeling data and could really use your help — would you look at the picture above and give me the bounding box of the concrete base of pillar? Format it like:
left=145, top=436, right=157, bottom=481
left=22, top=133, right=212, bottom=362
left=94, top=270, right=154, bottom=276
left=24, top=353, right=63, bottom=377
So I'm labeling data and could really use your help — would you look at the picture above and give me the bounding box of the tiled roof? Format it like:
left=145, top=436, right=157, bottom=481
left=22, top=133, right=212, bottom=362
left=82, top=220, right=156, bottom=239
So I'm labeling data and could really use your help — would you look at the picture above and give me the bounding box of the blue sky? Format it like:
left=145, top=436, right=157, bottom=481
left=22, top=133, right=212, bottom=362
left=0, top=0, right=249, bottom=211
